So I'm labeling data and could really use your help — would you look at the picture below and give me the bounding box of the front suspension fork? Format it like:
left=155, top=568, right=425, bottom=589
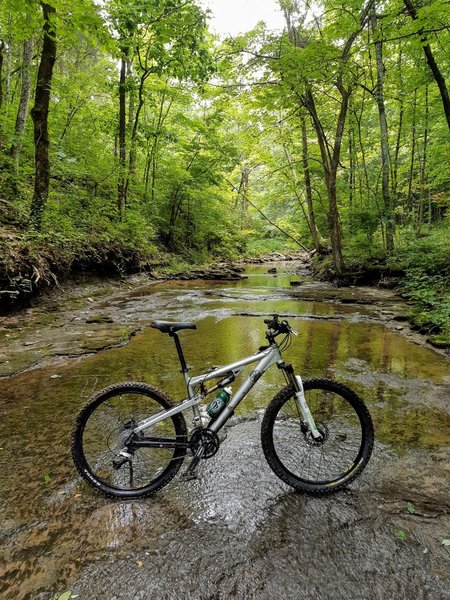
left=282, top=363, right=321, bottom=440
left=293, top=375, right=322, bottom=439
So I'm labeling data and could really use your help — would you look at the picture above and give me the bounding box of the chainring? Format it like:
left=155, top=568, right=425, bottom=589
left=189, top=428, right=220, bottom=459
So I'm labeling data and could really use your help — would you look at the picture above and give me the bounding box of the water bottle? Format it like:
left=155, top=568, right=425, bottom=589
left=206, top=387, right=232, bottom=420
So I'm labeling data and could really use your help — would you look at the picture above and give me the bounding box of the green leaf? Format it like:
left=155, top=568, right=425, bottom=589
left=442, top=539, right=450, bottom=546
left=395, top=529, right=407, bottom=541
left=406, top=502, right=415, bottom=514
left=43, top=474, right=52, bottom=485
left=57, top=592, right=71, bottom=600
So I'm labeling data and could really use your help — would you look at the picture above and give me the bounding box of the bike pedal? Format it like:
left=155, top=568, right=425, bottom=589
left=180, top=470, right=198, bottom=481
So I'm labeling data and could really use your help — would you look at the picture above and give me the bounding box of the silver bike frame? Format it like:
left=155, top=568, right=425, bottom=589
left=133, top=344, right=283, bottom=435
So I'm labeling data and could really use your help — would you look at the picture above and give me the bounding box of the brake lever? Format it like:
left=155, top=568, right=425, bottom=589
left=289, top=326, right=299, bottom=336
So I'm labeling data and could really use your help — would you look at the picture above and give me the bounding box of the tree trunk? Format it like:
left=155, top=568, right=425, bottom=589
left=371, top=8, right=394, bottom=252
left=392, top=100, right=403, bottom=201
left=4, top=15, right=12, bottom=103
left=407, top=88, right=417, bottom=219
left=144, top=90, right=172, bottom=207
left=304, top=87, right=346, bottom=275
left=125, top=68, right=150, bottom=204
left=348, top=106, right=356, bottom=233
left=418, top=85, right=429, bottom=232
left=300, top=113, right=322, bottom=252
left=353, top=97, right=371, bottom=202
left=10, top=38, right=33, bottom=172
left=235, top=166, right=249, bottom=226
left=403, top=0, right=450, bottom=131
left=0, top=39, right=5, bottom=151
left=29, top=4, right=56, bottom=230
left=0, top=40, right=4, bottom=109
left=391, top=43, right=403, bottom=210
left=117, top=51, right=127, bottom=218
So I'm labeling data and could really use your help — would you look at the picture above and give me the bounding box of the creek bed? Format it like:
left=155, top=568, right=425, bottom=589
left=1, top=262, right=449, bottom=599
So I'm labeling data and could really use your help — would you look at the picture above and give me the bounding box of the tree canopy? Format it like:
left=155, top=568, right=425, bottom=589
left=0, top=0, right=449, bottom=331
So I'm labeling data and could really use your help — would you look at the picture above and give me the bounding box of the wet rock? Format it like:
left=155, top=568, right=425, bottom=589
left=79, top=326, right=135, bottom=351
left=1, top=264, right=450, bottom=600
left=393, top=313, right=410, bottom=322
left=289, top=280, right=303, bottom=286
left=85, top=314, right=114, bottom=324
left=0, top=349, right=44, bottom=377
left=428, top=334, right=450, bottom=349
left=267, top=268, right=277, bottom=274
left=173, top=263, right=247, bottom=281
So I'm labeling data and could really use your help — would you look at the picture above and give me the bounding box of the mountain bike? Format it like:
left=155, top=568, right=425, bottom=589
left=71, top=315, right=374, bottom=499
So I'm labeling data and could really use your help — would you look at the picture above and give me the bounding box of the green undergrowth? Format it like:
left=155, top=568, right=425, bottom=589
left=0, top=220, right=163, bottom=307
left=312, top=223, right=450, bottom=339
left=388, top=225, right=450, bottom=338
left=0, top=217, right=241, bottom=308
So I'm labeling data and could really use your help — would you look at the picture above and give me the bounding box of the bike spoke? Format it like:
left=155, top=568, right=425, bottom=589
left=271, top=389, right=365, bottom=484
left=80, top=391, right=183, bottom=491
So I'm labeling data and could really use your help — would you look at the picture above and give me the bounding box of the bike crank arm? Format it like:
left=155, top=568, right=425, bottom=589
left=181, top=445, right=205, bottom=480
left=294, top=375, right=322, bottom=440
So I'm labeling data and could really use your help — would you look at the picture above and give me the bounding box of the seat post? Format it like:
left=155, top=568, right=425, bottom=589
left=170, top=331, right=188, bottom=373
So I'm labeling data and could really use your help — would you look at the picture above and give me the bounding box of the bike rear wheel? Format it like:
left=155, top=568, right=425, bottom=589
left=261, top=378, right=374, bottom=493
left=71, top=382, right=187, bottom=499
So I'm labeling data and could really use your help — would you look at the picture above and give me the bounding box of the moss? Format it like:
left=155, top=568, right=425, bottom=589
left=427, top=334, right=450, bottom=349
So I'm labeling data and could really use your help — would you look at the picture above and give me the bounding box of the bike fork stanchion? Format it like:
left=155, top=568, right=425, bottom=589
left=294, top=375, right=322, bottom=440
left=281, top=362, right=322, bottom=441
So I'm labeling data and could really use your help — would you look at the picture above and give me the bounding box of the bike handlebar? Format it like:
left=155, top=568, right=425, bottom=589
left=264, top=315, right=298, bottom=338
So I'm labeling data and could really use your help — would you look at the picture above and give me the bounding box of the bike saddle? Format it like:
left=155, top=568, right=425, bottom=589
left=150, top=320, right=197, bottom=334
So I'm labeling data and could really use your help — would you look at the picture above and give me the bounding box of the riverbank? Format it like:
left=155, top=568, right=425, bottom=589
left=0, top=224, right=307, bottom=311
left=1, top=222, right=448, bottom=353
left=310, top=252, right=450, bottom=349
left=1, top=259, right=448, bottom=380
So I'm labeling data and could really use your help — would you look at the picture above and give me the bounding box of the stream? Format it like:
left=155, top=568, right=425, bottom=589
left=1, top=262, right=449, bottom=599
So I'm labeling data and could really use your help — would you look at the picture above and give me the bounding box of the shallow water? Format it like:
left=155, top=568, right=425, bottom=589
left=1, top=262, right=449, bottom=599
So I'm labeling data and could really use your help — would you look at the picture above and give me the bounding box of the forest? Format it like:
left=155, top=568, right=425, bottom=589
left=0, top=0, right=449, bottom=340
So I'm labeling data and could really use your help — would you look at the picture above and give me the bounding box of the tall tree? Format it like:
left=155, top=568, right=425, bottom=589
left=370, top=6, right=394, bottom=251
left=10, top=38, right=33, bottom=173
left=29, top=3, right=56, bottom=229
left=402, top=0, right=450, bottom=132
left=279, top=0, right=375, bottom=274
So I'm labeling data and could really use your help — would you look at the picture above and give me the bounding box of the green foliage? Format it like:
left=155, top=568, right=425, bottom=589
left=395, top=529, right=407, bottom=541
left=388, top=223, right=450, bottom=333
left=0, top=0, right=449, bottom=328
left=245, top=236, right=295, bottom=257
left=406, top=501, right=415, bottom=514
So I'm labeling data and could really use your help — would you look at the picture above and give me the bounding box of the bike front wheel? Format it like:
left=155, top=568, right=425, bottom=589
left=71, top=382, right=188, bottom=499
left=261, top=378, right=374, bottom=493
